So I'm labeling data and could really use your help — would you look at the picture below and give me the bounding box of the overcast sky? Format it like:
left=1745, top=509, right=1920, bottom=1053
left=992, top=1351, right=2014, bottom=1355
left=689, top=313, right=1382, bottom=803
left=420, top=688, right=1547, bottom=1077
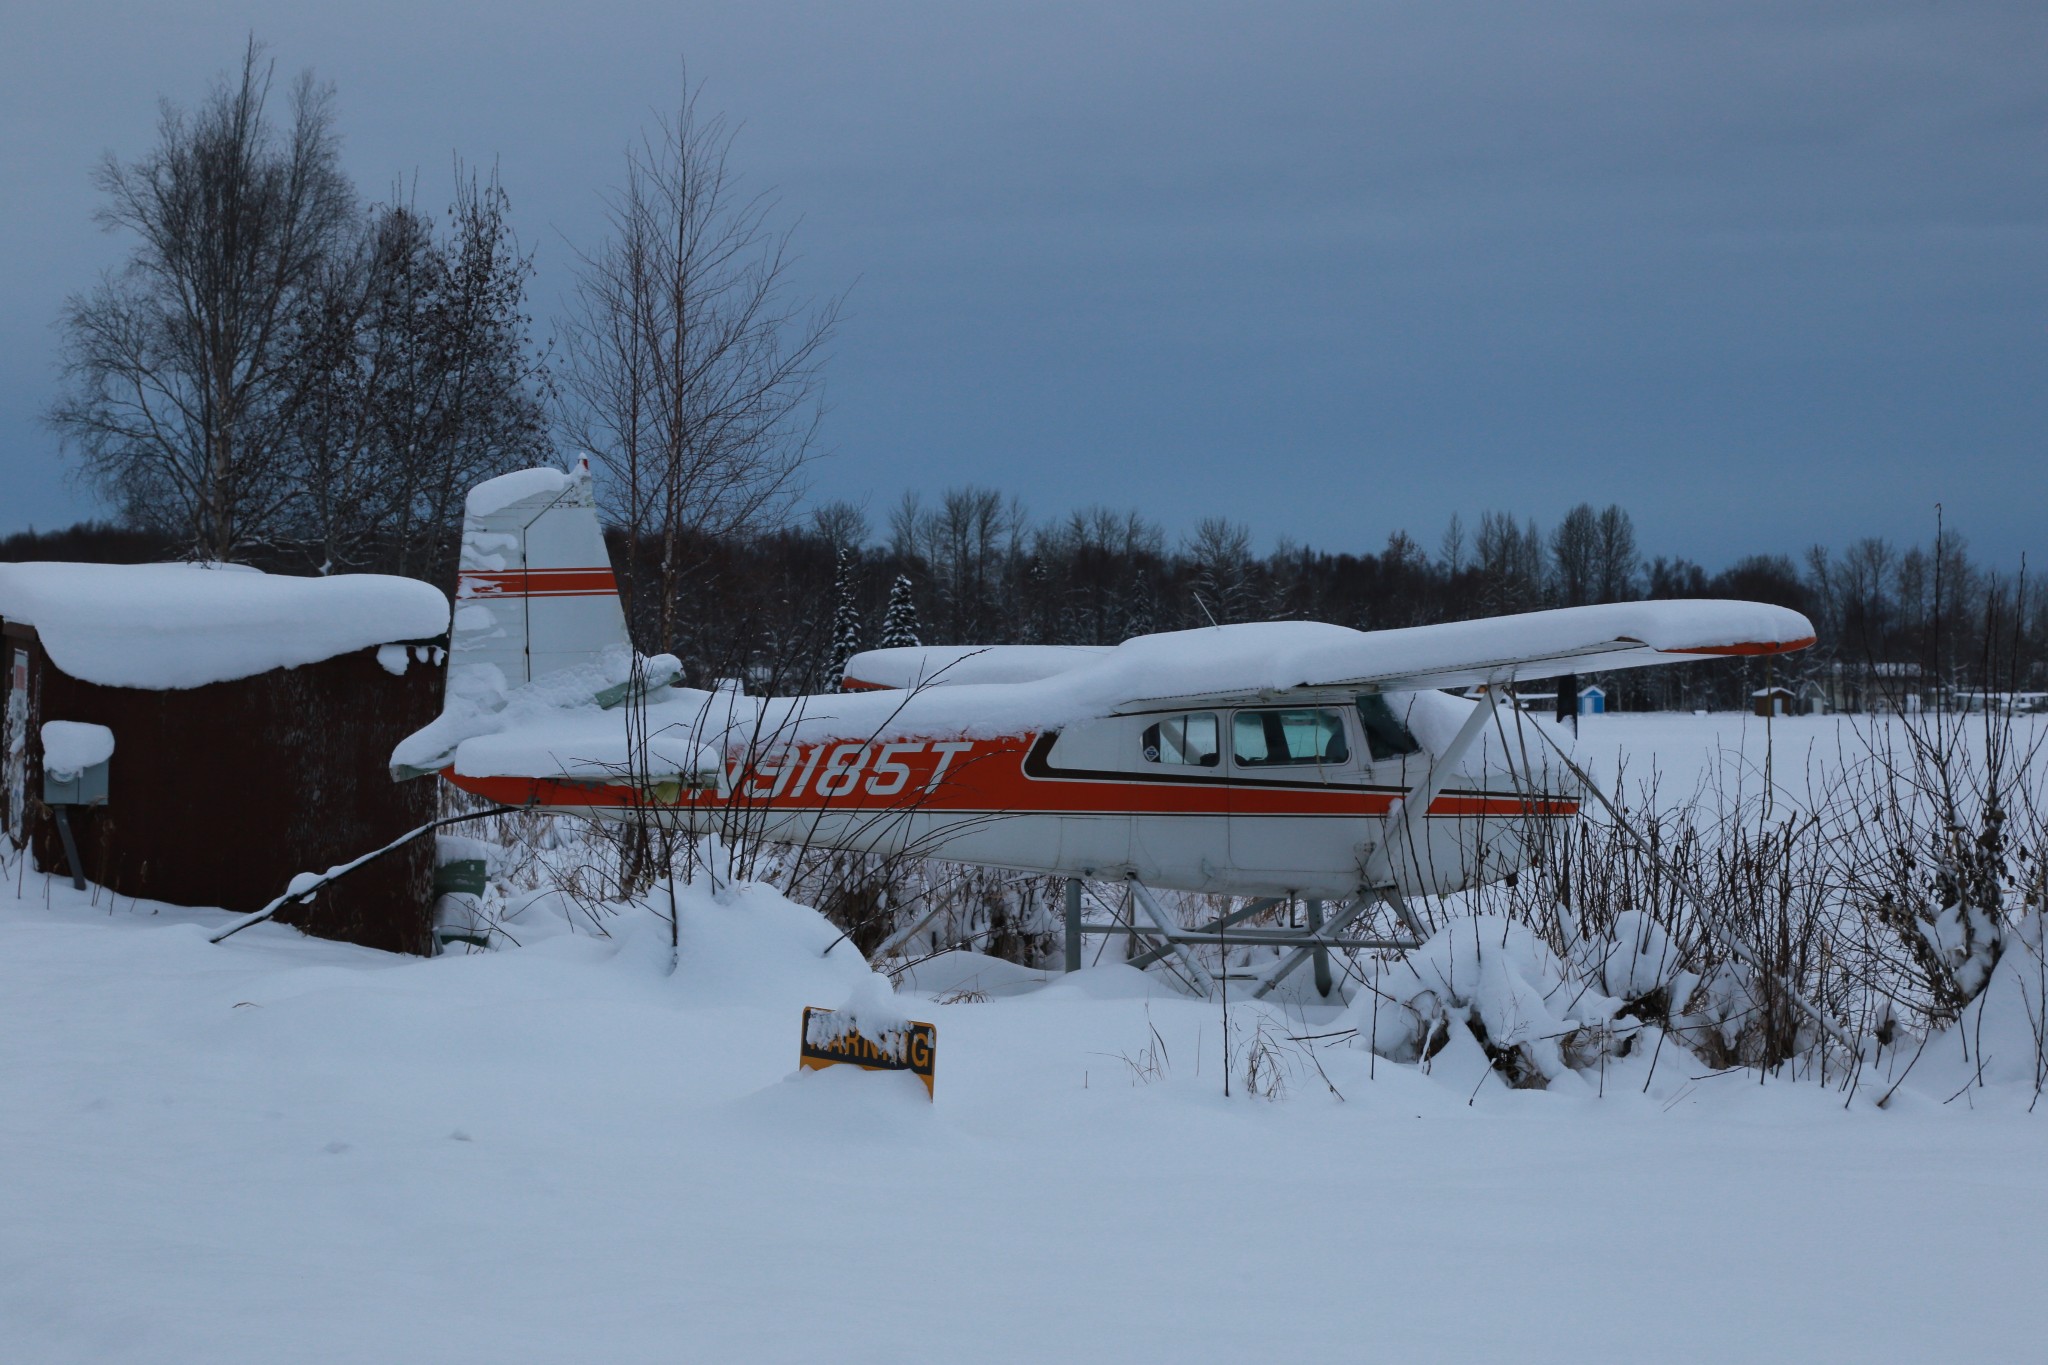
left=3, top=1, right=2042, bottom=569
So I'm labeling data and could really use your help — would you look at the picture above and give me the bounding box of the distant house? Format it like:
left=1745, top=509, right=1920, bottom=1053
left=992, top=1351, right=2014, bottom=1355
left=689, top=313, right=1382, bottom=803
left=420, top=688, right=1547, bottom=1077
left=1, top=563, right=449, bottom=954
left=1506, top=684, right=1606, bottom=716
left=1954, top=690, right=2048, bottom=715
left=1821, top=660, right=1922, bottom=714
left=1752, top=685, right=1796, bottom=717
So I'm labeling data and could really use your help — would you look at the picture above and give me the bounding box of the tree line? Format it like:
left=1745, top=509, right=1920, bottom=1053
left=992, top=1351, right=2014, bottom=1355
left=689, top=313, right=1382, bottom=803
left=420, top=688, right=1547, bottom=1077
left=23, top=41, right=2042, bottom=712
left=613, top=492, right=2044, bottom=713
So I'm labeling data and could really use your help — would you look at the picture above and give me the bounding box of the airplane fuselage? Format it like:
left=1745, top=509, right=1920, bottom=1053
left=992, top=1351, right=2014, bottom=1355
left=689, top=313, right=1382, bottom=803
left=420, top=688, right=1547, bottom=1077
left=447, top=693, right=1577, bottom=899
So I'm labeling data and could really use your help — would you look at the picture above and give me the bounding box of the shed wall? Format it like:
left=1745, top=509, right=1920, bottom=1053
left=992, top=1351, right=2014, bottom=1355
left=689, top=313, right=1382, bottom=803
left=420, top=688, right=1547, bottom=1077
left=17, top=635, right=443, bottom=954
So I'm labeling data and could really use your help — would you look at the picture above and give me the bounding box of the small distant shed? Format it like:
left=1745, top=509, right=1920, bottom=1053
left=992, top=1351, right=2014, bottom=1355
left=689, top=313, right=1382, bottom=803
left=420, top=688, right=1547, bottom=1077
left=0, top=563, right=449, bottom=954
left=1753, top=685, right=1797, bottom=717
left=1577, top=685, right=1606, bottom=716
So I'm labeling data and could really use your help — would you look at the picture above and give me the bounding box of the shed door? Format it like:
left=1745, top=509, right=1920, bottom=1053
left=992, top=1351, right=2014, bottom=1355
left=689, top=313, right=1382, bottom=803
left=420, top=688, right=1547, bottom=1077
left=4, top=643, right=29, bottom=846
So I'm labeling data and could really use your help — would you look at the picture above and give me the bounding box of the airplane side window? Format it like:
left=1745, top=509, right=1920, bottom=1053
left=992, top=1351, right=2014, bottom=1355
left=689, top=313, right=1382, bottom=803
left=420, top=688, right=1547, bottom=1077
left=1355, top=694, right=1422, bottom=762
left=1140, top=712, right=1219, bottom=767
left=1231, top=708, right=1349, bottom=767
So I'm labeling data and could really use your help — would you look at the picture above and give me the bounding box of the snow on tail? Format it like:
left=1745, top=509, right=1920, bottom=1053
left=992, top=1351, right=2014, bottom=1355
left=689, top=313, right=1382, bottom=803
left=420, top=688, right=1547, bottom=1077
left=452, top=460, right=630, bottom=693
left=391, top=460, right=658, bottom=779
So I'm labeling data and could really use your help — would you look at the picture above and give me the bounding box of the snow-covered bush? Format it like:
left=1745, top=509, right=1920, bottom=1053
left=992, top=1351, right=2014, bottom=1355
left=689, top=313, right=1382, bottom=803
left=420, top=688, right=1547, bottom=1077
left=1342, top=915, right=1638, bottom=1088
left=1456, top=707, right=2048, bottom=1088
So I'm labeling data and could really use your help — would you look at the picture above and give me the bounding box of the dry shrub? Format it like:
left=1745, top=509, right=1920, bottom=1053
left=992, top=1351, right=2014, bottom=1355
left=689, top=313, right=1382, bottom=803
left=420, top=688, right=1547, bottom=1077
left=1468, top=706, right=2047, bottom=1079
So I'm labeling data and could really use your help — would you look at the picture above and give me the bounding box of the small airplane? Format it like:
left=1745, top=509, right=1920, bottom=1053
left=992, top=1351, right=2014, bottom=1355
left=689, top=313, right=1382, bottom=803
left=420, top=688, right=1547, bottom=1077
left=395, top=464, right=1813, bottom=993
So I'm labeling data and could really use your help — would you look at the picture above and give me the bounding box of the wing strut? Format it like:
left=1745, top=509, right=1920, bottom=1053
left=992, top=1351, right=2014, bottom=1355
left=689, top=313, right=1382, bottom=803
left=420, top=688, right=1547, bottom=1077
left=1361, top=681, right=1505, bottom=936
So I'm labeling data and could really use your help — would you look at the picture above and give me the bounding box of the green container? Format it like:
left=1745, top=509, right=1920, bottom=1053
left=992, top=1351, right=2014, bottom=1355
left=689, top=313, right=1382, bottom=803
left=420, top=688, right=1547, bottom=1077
left=434, top=858, right=488, bottom=897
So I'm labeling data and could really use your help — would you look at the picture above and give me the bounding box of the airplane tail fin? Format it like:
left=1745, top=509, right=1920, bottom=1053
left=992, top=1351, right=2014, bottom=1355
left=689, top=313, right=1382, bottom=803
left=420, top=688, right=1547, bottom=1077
left=450, top=459, right=632, bottom=696
left=393, top=460, right=678, bottom=780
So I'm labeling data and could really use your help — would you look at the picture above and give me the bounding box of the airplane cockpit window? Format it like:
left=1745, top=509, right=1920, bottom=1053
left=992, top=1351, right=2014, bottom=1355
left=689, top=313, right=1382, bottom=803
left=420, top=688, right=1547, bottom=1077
left=1355, top=694, right=1422, bottom=761
left=1230, top=708, right=1350, bottom=768
left=1141, top=712, right=1220, bottom=767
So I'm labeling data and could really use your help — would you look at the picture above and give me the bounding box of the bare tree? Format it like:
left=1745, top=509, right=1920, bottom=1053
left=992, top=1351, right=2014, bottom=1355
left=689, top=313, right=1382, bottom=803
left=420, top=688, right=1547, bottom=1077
left=562, top=71, right=841, bottom=655
left=50, top=40, right=356, bottom=561
left=1550, top=502, right=1600, bottom=607
left=282, top=227, right=383, bottom=572
left=277, top=167, right=551, bottom=579
left=930, top=487, right=1016, bottom=641
left=1438, top=511, right=1467, bottom=577
left=1593, top=504, right=1639, bottom=604
left=887, top=490, right=925, bottom=562
left=370, top=169, right=551, bottom=578
left=809, top=499, right=869, bottom=554
left=1475, top=510, right=1545, bottom=613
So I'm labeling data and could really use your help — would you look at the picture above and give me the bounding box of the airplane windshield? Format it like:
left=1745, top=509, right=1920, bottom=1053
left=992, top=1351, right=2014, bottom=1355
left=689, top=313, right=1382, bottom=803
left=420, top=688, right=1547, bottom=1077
left=1355, top=694, right=1422, bottom=761
left=1231, top=708, right=1350, bottom=768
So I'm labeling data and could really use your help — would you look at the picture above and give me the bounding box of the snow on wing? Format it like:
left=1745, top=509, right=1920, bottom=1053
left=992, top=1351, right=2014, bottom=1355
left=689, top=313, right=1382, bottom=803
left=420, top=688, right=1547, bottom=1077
left=842, top=643, right=1113, bottom=691
left=1102, top=600, right=1814, bottom=707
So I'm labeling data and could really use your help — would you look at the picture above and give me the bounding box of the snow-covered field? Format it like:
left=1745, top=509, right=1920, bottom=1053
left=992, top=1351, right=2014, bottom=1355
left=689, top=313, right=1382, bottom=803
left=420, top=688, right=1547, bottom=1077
left=5, top=713, right=2047, bottom=1363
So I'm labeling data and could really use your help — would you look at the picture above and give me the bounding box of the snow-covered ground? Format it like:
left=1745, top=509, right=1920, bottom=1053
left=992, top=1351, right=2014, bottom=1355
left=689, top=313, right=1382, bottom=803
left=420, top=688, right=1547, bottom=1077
left=1569, top=709, right=1926, bottom=809
left=5, top=712, right=2047, bottom=1363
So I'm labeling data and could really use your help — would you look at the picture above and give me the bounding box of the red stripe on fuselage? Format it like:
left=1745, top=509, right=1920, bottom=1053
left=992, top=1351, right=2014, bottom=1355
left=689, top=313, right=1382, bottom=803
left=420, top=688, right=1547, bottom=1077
left=446, top=731, right=1578, bottom=820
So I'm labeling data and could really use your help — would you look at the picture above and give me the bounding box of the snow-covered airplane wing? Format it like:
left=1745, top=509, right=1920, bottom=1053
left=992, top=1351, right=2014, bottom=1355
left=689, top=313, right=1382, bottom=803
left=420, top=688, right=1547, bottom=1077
left=843, top=643, right=1113, bottom=690
left=1091, top=600, right=1813, bottom=710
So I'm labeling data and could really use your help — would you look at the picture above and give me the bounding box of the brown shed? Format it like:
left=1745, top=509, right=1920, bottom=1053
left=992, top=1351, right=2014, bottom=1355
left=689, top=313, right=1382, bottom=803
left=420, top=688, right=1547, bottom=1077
left=1, top=563, right=449, bottom=954
left=1752, top=685, right=1797, bottom=718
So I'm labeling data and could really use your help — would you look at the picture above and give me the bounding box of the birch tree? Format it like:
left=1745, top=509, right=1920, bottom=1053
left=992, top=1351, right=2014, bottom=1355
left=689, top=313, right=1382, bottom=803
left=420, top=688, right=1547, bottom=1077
left=562, top=72, right=840, bottom=654
left=50, top=40, right=356, bottom=560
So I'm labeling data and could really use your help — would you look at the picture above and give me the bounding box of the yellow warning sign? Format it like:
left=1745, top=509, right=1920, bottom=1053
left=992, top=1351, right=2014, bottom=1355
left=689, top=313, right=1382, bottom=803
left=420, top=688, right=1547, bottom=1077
left=799, top=1006, right=936, bottom=1098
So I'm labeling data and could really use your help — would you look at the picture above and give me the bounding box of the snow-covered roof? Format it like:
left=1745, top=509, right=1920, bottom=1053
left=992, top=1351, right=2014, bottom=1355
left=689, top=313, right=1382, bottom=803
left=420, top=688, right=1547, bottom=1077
left=0, top=562, right=450, bottom=691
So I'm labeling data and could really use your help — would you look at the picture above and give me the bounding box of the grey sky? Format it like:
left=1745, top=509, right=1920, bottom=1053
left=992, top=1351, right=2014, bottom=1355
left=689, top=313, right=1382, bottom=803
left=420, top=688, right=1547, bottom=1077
left=3, top=1, right=2042, bottom=569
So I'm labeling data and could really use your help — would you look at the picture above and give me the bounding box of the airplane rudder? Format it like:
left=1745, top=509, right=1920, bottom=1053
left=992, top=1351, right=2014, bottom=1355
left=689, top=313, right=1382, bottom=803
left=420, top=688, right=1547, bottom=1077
left=521, top=464, right=633, bottom=680
left=451, top=461, right=631, bottom=693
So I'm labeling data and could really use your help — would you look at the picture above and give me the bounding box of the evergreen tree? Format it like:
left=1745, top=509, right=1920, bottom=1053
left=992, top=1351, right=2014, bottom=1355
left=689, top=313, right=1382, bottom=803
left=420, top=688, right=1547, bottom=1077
left=880, top=573, right=922, bottom=648
left=829, top=547, right=865, bottom=687
left=1022, top=556, right=1051, bottom=644
left=1188, top=517, right=1255, bottom=623
left=1122, top=570, right=1157, bottom=640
